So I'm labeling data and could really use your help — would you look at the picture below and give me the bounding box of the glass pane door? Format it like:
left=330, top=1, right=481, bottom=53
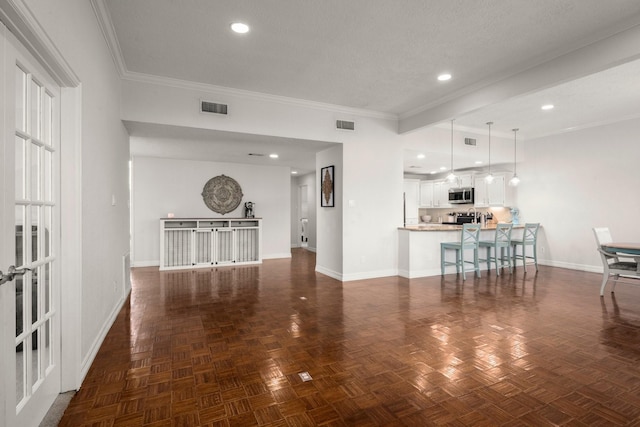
left=14, top=61, right=57, bottom=415
left=2, top=27, right=61, bottom=426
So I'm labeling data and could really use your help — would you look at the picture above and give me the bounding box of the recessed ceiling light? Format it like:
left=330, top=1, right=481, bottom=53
left=291, top=171, right=298, bottom=175
left=439, top=166, right=447, bottom=171
left=230, top=22, right=250, bottom=34
left=269, top=153, right=278, bottom=159
left=541, top=104, right=554, bottom=110
left=437, top=73, right=452, bottom=81
left=430, top=171, right=437, bottom=174
left=475, top=160, right=483, bottom=165
left=417, top=153, right=425, bottom=159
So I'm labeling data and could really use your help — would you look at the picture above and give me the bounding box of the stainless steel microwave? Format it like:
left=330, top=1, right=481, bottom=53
left=448, top=187, right=474, bottom=204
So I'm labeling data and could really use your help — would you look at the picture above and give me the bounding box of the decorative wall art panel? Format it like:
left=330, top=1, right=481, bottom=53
left=321, top=165, right=334, bottom=207
left=201, top=175, right=243, bottom=214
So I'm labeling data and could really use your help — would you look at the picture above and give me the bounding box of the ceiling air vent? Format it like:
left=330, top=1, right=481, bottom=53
left=464, top=137, right=476, bottom=146
left=336, top=120, right=355, bottom=131
left=201, top=100, right=228, bottom=115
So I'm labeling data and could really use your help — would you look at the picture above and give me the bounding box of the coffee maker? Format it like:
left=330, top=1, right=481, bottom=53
left=244, top=201, right=255, bottom=218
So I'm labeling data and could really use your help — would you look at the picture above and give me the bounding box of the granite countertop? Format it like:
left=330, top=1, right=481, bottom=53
left=399, top=223, right=524, bottom=231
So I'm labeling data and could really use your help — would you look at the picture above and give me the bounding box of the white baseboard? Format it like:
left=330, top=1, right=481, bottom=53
left=79, top=288, right=130, bottom=384
left=133, top=253, right=295, bottom=268
left=398, top=267, right=443, bottom=279
left=538, top=259, right=602, bottom=273
left=341, top=269, right=399, bottom=282
left=131, top=260, right=159, bottom=268
left=291, top=244, right=317, bottom=253
left=263, top=252, right=292, bottom=260
left=315, top=267, right=399, bottom=282
left=315, top=265, right=342, bottom=281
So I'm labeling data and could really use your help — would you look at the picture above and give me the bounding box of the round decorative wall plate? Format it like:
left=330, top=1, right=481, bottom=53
left=201, top=175, right=243, bottom=214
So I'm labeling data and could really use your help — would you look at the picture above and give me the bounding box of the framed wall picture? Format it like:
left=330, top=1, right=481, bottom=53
left=320, top=165, right=335, bottom=207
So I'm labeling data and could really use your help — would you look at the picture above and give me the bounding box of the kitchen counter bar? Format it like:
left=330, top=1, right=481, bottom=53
left=399, top=223, right=524, bottom=232
left=398, top=224, right=525, bottom=278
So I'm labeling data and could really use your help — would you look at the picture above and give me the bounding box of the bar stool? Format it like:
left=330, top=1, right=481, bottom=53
left=512, top=223, right=540, bottom=272
left=440, top=223, right=481, bottom=280
left=479, top=223, right=513, bottom=275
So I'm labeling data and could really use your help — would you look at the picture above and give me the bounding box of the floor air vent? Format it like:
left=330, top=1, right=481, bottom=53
left=201, top=101, right=228, bottom=115
left=336, top=120, right=355, bottom=130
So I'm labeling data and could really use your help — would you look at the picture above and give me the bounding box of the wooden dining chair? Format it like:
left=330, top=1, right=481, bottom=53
left=479, top=223, right=513, bottom=275
left=593, top=227, right=640, bottom=295
left=440, top=223, right=481, bottom=280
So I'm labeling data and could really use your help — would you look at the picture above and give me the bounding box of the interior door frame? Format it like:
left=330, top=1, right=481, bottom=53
left=0, top=0, right=82, bottom=404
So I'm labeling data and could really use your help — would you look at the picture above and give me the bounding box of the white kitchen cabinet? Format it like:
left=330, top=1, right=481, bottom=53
left=458, top=174, right=474, bottom=188
left=419, top=181, right=434, bottom=208
left=403, top=179, right=420, bottom=224
left=488, top=175, right=506, bottom=206
left=433, top=180, right=452, bottom=208
left=474, top=174, right=506, bottom=207
left=160, top=218, right=262, bottom=270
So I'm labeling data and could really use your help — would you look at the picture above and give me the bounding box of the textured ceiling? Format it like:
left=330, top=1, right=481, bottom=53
left=99, top=0, right=640, bottom=173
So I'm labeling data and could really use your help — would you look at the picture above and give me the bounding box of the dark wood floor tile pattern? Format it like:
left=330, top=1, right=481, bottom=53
left=59, top=249, right=640, bottom=426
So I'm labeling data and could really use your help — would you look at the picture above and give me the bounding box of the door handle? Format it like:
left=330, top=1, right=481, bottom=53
left=0, top=265, right=31, bottom=286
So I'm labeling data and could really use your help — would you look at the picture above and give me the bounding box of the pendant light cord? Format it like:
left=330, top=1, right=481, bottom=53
left=486, top=122, right=493, bottom=176
left=512, top=128, right=518, bottom=175
left=450, top=119, right=454, bottom=174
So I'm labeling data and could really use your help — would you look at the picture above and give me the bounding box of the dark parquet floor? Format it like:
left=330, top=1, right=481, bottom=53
left=59, top=249, right=640, bottom=426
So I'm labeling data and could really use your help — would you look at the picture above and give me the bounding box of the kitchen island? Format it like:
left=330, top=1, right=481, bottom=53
left=398, top=223, right=525, bottom=278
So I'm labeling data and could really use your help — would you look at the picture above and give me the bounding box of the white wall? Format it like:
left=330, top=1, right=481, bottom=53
left=291, top=173, right=317, bottom=251
left=121, top=78, right=404, bottom=280
left=25, top=0, right=131, bottom=384
left=341, top=123, right=404, bottom=280
left=517, top=116, right=640, bottom=271
left=132, top=156, right=291, bottom=265
left=316, top=146, right=343, bottom=278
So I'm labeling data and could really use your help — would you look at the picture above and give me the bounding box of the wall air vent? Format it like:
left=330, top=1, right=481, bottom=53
left=464, top=137, right=477, bottom=146
left=336, top=120, right=355, bottom=131
left=201, top=100, right=228, bottom=115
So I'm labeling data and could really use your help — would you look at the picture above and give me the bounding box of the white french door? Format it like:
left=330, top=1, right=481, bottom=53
left=0, top=23, right=61, bottom=427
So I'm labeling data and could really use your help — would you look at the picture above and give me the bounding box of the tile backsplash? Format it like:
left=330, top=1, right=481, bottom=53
left=418, top=206, right=513, bottom=224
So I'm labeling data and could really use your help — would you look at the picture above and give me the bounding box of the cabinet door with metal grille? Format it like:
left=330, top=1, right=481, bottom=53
left=194, top=230, right=212, bottom=265
left=161, top=221, right=196, bottom=268
left=214, top=229, right=234, bottom=264
left=235, top=227, right=260, bottom=262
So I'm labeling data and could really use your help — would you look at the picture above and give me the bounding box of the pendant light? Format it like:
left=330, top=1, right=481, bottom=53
left=509, top=128, right=521, bottom=187
left=484, top=121, right=494, bottom=183
left=446, top=119, right=457, bottom=183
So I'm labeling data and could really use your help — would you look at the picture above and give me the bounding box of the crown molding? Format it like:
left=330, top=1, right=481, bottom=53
left=525, top=111, right=640, bottom=141
left=90, top=0, right=396, bottom=121
left=121, top=70, right=398, bottom=121
left=400, top=21, right=640, bottom=134
left=90, top=0, right=126, bottom=76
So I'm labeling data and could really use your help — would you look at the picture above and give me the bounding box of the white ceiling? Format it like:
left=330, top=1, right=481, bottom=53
left=98, top=0, right=640, bottom=174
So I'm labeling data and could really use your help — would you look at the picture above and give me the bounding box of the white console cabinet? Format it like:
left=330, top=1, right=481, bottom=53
left=160, top=218, right=262, bottom=270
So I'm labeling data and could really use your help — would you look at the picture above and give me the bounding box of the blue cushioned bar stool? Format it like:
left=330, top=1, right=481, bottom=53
left=511, top=223, right=540, bottom=272
left=479, top=223, right=513, bottom=275
left=440, top=223, right=481, bottom=280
